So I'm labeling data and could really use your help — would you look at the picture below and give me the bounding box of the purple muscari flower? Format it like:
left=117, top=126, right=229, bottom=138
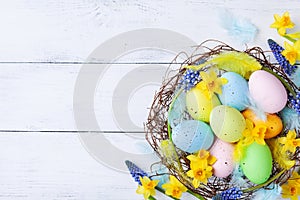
left=268, top=39, right=298, bottom=76
left=180, top=69, right=201, bottom=91
left=219, top=187, right=243, bottom=200
left=125, top=160, right=148, bottom=185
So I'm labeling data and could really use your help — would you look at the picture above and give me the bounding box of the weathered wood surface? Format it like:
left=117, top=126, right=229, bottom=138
left=1, top=1, right=299, bottom=199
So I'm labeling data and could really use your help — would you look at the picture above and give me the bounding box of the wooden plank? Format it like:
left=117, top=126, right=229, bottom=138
left=0, top=0, right=299, bottom=62
left=0, top=63, right=182, bottom=131
left=0, top=132, right=200, bottom=200
left=0, top=132, right=140, bottom=200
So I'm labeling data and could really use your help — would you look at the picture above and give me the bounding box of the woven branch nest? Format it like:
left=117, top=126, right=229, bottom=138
left=145, top=40, right=300, bottom=199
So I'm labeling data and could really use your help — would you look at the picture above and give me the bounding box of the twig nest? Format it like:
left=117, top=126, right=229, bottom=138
left=146, top=40, right=300, bottom=199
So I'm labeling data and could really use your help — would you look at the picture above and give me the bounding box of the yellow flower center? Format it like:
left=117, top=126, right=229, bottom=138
left=286, top=51, right=297, bottom=59
left=172, top=187, right=181, bottom=197
left=292, top=140, right=298, bottom=147
left=208, top=81, right=215, bottom=89
left=195, top=169, right=204, bottom=179
left=146, top=182, right=155, bottom=190
left=282, top=16, right=291, bottom=26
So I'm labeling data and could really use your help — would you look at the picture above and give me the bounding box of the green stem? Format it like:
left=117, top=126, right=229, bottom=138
left=283, top=35, right=297, bottom=43
left=262, top=67, right=296, bottom=97
left=154, top=186, right=205, bottom=200
left=149, top=196, right=156, bottom=200
left=187, top=190, right=205, bottom=200
left=242, top=170, right=285, bottom=193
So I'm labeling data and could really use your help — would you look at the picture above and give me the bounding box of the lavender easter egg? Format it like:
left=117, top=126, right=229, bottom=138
left=249, top=70, right=287, bottom=113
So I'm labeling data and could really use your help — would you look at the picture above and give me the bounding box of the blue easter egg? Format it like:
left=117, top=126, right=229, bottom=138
left=218, top=72, right=249, bottom=111
left=172, top=120, right=214, bottom=153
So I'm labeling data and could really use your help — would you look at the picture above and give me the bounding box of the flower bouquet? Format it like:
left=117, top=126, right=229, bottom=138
left=127, top=12, right=300, bottom=200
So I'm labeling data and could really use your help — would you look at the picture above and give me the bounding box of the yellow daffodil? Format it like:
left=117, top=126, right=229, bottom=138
left=282, top=40, right=300, bottom=65
left=136, top=176, right=159, bottom=199
left=290, top=172, right=300, bottom=184
left=281, top=180, right=300, bottom=200
left=197, top=69, right=227, bottom=99
left=186, top=150, right=216, bottom=188
left=242, top=119, right=267, bottom=146
left=278, top=130, right=300, bottom=153
left=187, top=149, right=217, bottom=168
left=186, top=161, right=213, bottom=188
left=162, top=175, right=187, bottom=198
left=233, top=139, right=247, bottom=162
left=270, top=11, right=295, bottom=36
left=267, top=139, right=295, bottom=170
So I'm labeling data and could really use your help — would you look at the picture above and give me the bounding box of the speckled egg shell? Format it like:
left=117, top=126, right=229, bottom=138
left=210, top=105, right=246, bottom=143
left=186, top=86, right=221, bottom=122
left=218, top=72, right=249, bottom=111
left=249, top=70, right=287, bottom=113
left=209, top=139, right=234, bottom=178
left=240, top=142, right=272, bottom=184
left=172, top=120, right=214, bottom=153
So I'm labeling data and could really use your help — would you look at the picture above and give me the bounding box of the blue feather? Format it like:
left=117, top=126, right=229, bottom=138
left=149, top=164, right=169, bottom=188
left=230, top=165, right=250, bottom=188
left=252, top=183, right=282, bottom=200
left=218, top=9, right=258, bottom=45
left=247, top=95, right=267, bottom=121
left=280, top=107, right=300, bottom=131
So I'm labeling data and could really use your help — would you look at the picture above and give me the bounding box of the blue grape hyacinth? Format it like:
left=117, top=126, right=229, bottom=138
left=268, top=39, right=298, bottom=76
left=289, top=92, right=300, bottom=115
left=213, top=187, right=243, bottom=200
left=125, top=160, right=148, bottom=185
left=180, top=69, right=201, bottom=91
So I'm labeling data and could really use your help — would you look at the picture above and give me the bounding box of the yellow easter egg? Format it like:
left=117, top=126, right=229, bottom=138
left=186, top=87, right=221, bottom=122
left=242, top=109, right=283, bottom=139
left=210, top=105, right=246, bottom=143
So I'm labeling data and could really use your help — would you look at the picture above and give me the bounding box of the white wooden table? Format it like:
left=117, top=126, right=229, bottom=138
left=0, top=1, right=299, bottom=199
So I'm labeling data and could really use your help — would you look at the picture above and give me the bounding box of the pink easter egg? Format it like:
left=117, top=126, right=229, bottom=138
left=210, top=138, right=234, bottom=178
left=249, top=70, right=287, bottom=113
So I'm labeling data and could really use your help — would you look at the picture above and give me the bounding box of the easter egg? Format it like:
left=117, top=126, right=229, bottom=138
left=242, top=109, right=283, bottom=139
left=186, top=87, right=221, bottom=122
left=172, top=120, right=214, bottom=153
left=209, top=139, right=234, bottom=178
left=249, top=70, right=287, bottom=113
left=210, top=105, right=246, bottom=143
left=168, top=92, right=186, bottom=128
left=218, top=72, right=249, bottom=111
left=240, top=142, right=272, bottom=184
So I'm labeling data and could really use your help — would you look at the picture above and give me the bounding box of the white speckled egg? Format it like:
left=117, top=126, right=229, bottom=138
left=249, top=70, right=287, bottom=113
left=172, top=120, right=214, bottom=153
left=210, top=105, right=246, bottom=143
left=210, top=139, right=235, bottom=178
left=218, top=72, right=249, bottom=111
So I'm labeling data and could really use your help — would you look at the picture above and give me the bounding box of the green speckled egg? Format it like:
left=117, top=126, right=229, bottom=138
left=210, top=105, right=245, bottom=142
left=240, top=142, right=273, bottom=184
